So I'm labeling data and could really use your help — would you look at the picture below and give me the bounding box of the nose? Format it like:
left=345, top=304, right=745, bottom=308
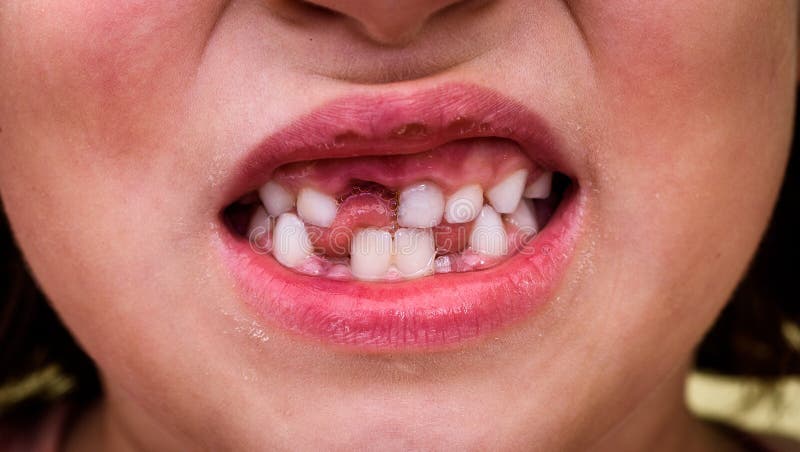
left=302, top=0, right=469, bottom=45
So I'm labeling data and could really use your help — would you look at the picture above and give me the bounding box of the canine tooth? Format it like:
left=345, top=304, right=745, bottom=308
left=444, top=184, right=483, bottom=224
left=350, top=228, right=393, bottom=281
left=486, top=169, right=528, bottom=214
left=393, top=228, right=435, bottom=279
left=259, top=181, right=295, bottom=216
left=297, top=187, right=338, bottom=228
left=272, top=213, right=313, bottom=268
left=505, top=199, right=539, bottom=234
left=398, top=181, right=445, bottom=228
left=524, top=172, right=553, bottom=199
left=469, top=205, right=508, bottom=256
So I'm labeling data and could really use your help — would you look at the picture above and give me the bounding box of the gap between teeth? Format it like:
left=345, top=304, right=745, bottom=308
left=249, top=170, right=554, bottom=282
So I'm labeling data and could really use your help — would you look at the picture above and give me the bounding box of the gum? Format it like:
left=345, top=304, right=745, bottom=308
left=271, top=138, right=540, bottom=197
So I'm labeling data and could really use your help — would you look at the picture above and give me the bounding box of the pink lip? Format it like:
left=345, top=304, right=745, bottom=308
left=217, top=83, right=586, bottom=350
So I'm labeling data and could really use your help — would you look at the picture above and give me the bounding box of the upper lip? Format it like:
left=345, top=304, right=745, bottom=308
left=221, top=83, right=577, bottom=207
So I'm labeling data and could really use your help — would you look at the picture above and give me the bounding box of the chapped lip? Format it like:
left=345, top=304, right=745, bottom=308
left=217, top=83, right=586, bottom=351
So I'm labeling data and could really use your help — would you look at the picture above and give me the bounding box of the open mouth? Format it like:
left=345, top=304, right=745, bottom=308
left=217, top=84, right=585, bottom=350
left=224, top=139, right=570, bottom=281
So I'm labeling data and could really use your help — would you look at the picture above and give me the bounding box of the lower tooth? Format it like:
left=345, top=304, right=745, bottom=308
left=505, top=199, right=539, bottom=234
left=469, top=205, right=508, bottom=256
left=350, top=228, right=393, bottom=281
left=393, top=228, right=435, bottom=279
left=272, top=213, right=313, bottom=268
left=247, top=206, right=273, bottom=254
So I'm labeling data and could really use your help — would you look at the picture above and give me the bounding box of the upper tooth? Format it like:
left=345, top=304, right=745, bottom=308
left=398, top=181, right=445, bottom=228
left=524, top=172, right=553, bottom=199
left=393, top=228, right=435, bottom=279
left=505, top=199, right=539, bottom=234
left=486, top=169, right=528, bottom=214
left=259, top=181, right=295, bottom=217
left=350, top=228, right=393, bottom=281
left=272, top=213, right=313, bottom=268
left=444, top=184, right=483, bottom=224
left=469, top=205, right=508, bottom=256
left=297, top=187, right=338, bottom=228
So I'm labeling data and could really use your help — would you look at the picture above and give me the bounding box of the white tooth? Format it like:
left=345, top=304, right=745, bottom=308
left=505, top=199, right=539, bottom=234
left=247, top=205, right=271, bottom=233
left=393, top=228, right=435, bottom=279
left=469, top=205, right=508, bottom=256
left=350, top=228, right=393, bottom=281
left=486, top=169, right=528, bottom=214
left=444, top=184, right=483, bottom=224
left=297, top=187, right=338, bottom=228
left=272, top=213, right=313, bottom=268
left=524, top=172, right=553, bottom=199
left=247, top=206, right=273, bottom=254
left=259, top=181, right=295, bottom=217
left=397, top=181, right=445, bottom=228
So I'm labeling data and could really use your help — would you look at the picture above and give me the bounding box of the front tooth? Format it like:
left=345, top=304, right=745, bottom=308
left=505, top=199, right=539, bottom=234
left=297, top=187, right=338, bottom=228
left=259, top=181, right=295, bottom=217
left=486, top=169, right=528, bottom=214
left=444, top=184, right=483, bottom=224
left=398, top=181, right=445, bottom=228
left=272, top=213, right=313, bottom=268
left=393, top=228, right=435, bottom=279
left=350, top=228, right=393, bottom=281
left=523, top=172, right=553, bottom=199
left=469, top=205, right=508, bottom=256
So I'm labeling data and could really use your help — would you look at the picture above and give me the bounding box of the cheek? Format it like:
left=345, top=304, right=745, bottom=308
left=580, top=0, right=795, bottom=315
left=0, top=1, right=221, bottom=162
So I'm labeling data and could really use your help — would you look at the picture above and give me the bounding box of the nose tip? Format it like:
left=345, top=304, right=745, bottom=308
left=302, top=0, right=469, bottom=45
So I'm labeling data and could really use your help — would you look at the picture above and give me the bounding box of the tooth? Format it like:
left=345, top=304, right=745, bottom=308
left=297, top=187, right=338, bottom=228
left=393, top=228, right=435, bottom=279
left=247, top=206, right=273, bottom=253
left=444, top=184, right=483, bottom=224
left=486, top=169, right=528, bottom=214
left=259, top=181, right=295, bottom=217
left=469, top=205, right=508, bottom=256
left=397, top=181, right=445, bottom=228
left=505, top=199, right=539, bottom=234
left=272, top=213, right=313, bottom=268
left=350, top=228, right=393, bottom=281
left=524, top=172, right=553, bottom=199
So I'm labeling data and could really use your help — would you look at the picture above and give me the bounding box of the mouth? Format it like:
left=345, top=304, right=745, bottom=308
left=217, top=83, right=586, bottom=350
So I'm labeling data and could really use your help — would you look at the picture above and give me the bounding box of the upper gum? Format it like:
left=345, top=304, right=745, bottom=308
left=268, top=138, right=541, bottom=197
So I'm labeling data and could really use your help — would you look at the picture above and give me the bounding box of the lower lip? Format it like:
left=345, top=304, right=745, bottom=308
left=218, top=184, right=585, bottom=351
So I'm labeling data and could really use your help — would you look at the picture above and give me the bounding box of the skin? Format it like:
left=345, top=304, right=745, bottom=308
left=0, top=1, right=796, bottom=450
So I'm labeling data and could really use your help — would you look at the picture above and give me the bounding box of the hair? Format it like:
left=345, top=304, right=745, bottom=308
left=0, top=123, right=798, bottom=425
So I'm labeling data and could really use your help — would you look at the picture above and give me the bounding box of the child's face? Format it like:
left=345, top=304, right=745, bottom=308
left=0, top=1, right=796, bottom=449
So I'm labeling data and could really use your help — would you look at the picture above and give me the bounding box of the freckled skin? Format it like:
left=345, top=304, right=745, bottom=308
left=0, top=1, right=796, bottom=451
